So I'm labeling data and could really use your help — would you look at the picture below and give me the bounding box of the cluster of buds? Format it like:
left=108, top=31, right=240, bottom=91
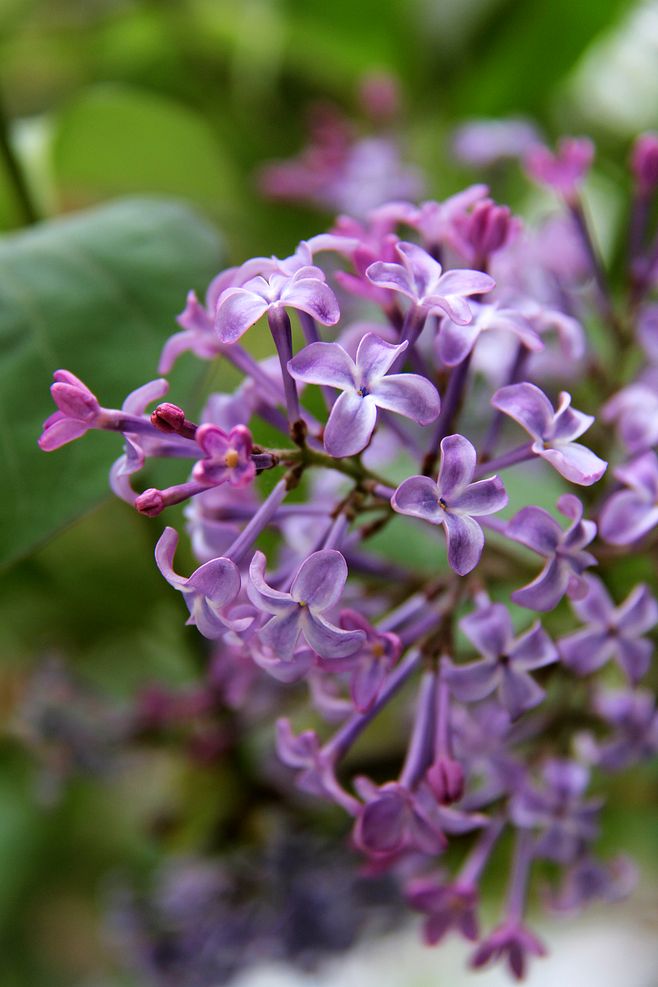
left=40, top=130, right=658, bottom=980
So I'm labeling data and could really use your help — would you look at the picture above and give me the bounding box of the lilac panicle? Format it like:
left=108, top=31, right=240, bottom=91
left=288, top=332, right=440, bottom=457
left=559, top=575, right=657, bottom=684
left=391, top=434, right=508, bottom=575
left=492, top=382, right=607, bottom=485
left=247, top=550, right=365, bottom=660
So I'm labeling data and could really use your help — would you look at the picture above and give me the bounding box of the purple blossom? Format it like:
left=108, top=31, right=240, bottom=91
left=397, top=186, right=491, bottom=255
left=506, top=494, right=597, bottom=611
left=39, top=370, right=103, bottom=450
left=550, top=854, right=638, bottom=913
left=601, top=379, right=658, bottom=453
left=492, top=382, right=607, bottom=485
left=470, top=921, right=546, bottom=981
left=442, top=603, right=558, bottom=720
left=599, top=452, right=658, bottom=545
left=288, top=332, right=440, bottom=457
left=583, top=688, right=658, bottom=770
left=366, top=241, right=495, bottom=325
left=352, top=778, right=450, bottom=859
left=391, top=434, right=508, bottom=575
left=247, top=550, right=365, bottom=660
left=324, top=610, right=401, bottom=712
left=215, top=267, right=340, bottom=344
left=559, top=575, right=658, bottom=684
left=155, top=528, right=249, bottom=639
left=406, top=875, right=479, bottom=945
left=436, top=303, right=542, bottom=368
left=524, top=136, right=594, bottom=201
left=192, top=424, right=255, bottom=488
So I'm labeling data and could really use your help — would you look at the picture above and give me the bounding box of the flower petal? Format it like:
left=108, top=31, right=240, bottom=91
left=290, top=549, right=348, bottom=610
left=323, top=390, right=378, bottom=457
left=436, top=320, right=481, bottom=366
left=559, top=629, right=614, bottom=675
left=538, top=442, right=607, bottom=486
left=443, top=657, right=498, bottom=701
left=283, top=278, right=340, bottom=325
left=287, top=341, right=356, bottom=389
left=492, top=382, right=554, bottom=441
left=599, top=491, right=658, bottom=545
left=452, top=476, right=508, bottom=516
left=616, top=584, right=658, bottom=636
left=247, top=550, right=295, bottom=614
left=370, top=373, right=441, bottom=424
left=437, top=434, right=476, bottom=498
left=355, top=332, right=408, bottom=380
left=154, top=527, right=187, bottom=590
left=500, top=669, right=545, bottom=720
left=461, top=603, right=512, bottom=659
left=303, top=610, right=366, bottom=659
left=391, top=475, right=443, bottom=523
left=512, top=557, right=571, bottom=612
left=616, top=637, right=653, bottom=684
left=443, top=512, right=485, bottom=575
left=259, top=609, right=303, bottom=659
left=506, top=506, right=562, bottom=556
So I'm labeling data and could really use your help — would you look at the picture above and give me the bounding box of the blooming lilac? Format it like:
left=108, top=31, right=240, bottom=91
left=288, top=332, right=440, bottom=457
left=470, top=921, right=546, bottom=981
left=406, top=875, right=479, bottom=945
left=247, top=550, right=365, bottom=660
left=366, top=241, right=495, bottom=325
left=442, top=602, right=558, bottom=720
left=599, top=451, right=658, bottom=545
left=193, top=423, right=255, bottom=488
left=559, top=575, right=658, bottom=683
left=492, top=382, right=607, bottom=485
left=524, top=136, right=594, bottom=201
left=506, top=494, right=597, bottom=611
left=323, top=610, right=401, bottom=712
left=436, top=302, right=542, bottom=368
left=392, top=434, right=508, bottom=575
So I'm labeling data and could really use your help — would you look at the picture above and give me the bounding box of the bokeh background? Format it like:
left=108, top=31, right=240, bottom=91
left=1, top=1, right=658, bottom=985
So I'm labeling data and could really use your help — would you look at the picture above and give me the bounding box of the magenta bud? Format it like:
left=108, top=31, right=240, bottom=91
left=466, top=200, right=513, bottom=259
left=426, top=756, right=465, bottom=804
left=631, top=133, right=658, bottom=194
left=135, top=487, right=165, bottom=517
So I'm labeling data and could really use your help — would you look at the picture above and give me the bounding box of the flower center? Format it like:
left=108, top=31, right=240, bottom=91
left=358, top=385, right=369, bottom=398
left=438, top=496, right=449, bottom=510
left=224, top=448, right=240, bottom=469
left=371, top=641, right=385, bottom=659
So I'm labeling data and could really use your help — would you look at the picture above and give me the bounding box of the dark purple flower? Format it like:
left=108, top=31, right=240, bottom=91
left=193, top=424, right=255, bottom=488
left=524, top=136, right=594, bottom=201
left=492, top=382, right=607, bottom=485
left=506, top=494, right=597, bottom=611
left=366, top=241, right=495, bottom=325
left=599, top=452, right=658, bottom=545
left=470, top=920, right=546, bottom=981
left=155, top=528, right=249, bottom=639
left=288, top=332, right=440, bottom=457
left=392, top=434, right=508, bottom=575
left=436, top=303, right=542, bottom=368
left=406, top=875, right=479, bottom=945
left=215, top=267, right=340, bottom=344
left=456, top=198, right=515, bottom=263
left=247, top=550, right=366, bottom=660
left=559, top=575, right=658, bottom=683
left=443, top=602, right=558, bottom=720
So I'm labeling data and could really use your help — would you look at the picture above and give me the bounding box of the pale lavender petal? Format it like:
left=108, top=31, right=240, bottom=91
left=260, top=608, right=303, bottom=659
left=291, top=549, right=348, bottom=610
left=355, top=332, right=408, bottom=380
left=247, top=550, right=295, bottom=614
left=323, top=389, right=378, bottom=457
left=436, top=269, right=496, bottom=298
left=154, top=527, right=187, bottom=590
left=615, top=584, right=658, bottom=636
left=370, top=374, right=440, bottom=424
left=275, top=718, right=319, bottom=768
left=303, top=611, right=366, bottom=659
left=616, top=637, right=653, bottom=684
left=443, top=512, right=485, bottom=575
left=282, top=278, right=340, bottom=325
left=560, top=629, right=614, bottom=674
left=253, top=646, right=314, bottom=683
left=437, top=320, right=481, bottom=366
left=287, top=341, right=356, bottom=389
left=391, top=475, right=443, bottom=523
left=215, top=288, right=269, bottom=343
left=599, top=491, right=658, bottom=545
left=38, top=417, right=88, bottom=450
left=437, top=434, right=476, bottom=497
left=492, top=382, right=554, bottom=440
left=461, top=603, right=512, bottom=659
left=352, top=660, right=387, bottom=712
left=397, top=241, right=444, bottom=296
left=511, top=623, right=558, bottom=670
left=538, top=442, right=607, bottom=486
left=365, top=260, right=415, bottom=298
left=551, top=393, right=594, bottom=442
left=452, top=476, right=508, bottom=515
left=512, top=557, right=571, bottom=612
left=614, top=452, right=658, bottom=498
left=506, top=506, right=562, bottom=556
left=443, top=657, right=499, bottom=701
left=122, top=378, right=169, bottom=415
left=354, top=793, right=406, bottom=854
left=570, top=576, right=614, bottom=626
left=186, top=556, right=241, bottom=607
left=500, top=669, right=545, bottom=720
left=425, top=293, right=473, bottom=325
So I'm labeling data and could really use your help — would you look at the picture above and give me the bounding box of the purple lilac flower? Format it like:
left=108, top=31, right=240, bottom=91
left=392, top=434, right=507, bottom=575
left=599, top=451, right=658, bottom=544
left=366, top=241, right=495, bottom=325
left=470, top=921, right=546, bottom=981
left=154, top=528, right=249, bottom=639
left=492, top=382, right=607, bottom=485
left=442, top=602, right=558, bottom=720
left=406, top=875, right=479, bottom=945
left=436, top=303, right=542, bottom=367
left=288, top=332, right=440, bottom=457
left=506, top=494, right=597, bottom=611
left=326, top=610, right=401, bottom=712
left=395, top=186, right=491, bottom=256
left=524, top=136, right=594, bottom=201
left=601, top=378, right=658, bottom=453
left=352, top=778, right=447, bottom=859
left=247, top=550, right=365, bottom=660
left=582, top=688, right=658, bottom=770
left=215, top=266, right=340, bottom=344
left=39, top=370, right=103, bottom=450
left=550, top=854, right=638, bottom=913
left=559, top=575, right=658, bottom=683
left=192, top=424, right=255, bottom=488
left=454, top=198, right=516, bottom=265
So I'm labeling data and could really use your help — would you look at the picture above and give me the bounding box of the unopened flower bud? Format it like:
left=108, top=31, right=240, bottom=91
left=427, top=755, right=465, bottom=804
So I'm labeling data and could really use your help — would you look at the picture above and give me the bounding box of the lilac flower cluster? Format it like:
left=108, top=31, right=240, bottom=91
left=40, top=128, right=658, bottom=980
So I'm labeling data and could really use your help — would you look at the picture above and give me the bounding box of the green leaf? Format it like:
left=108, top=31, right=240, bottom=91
left=0, top=196, right=223, bottom=568
left=50, top=84, right=238, bottom=219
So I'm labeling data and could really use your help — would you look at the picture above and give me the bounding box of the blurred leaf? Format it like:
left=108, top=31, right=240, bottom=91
left=51, top=84, right=238, bottom=218
left=0, top=196, right=223, bottom=568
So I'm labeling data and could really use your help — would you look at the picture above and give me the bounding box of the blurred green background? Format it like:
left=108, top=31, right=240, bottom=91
left=1, top=1, right=657, bottom=985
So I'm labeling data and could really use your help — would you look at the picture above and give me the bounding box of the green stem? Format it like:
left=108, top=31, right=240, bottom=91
left=0, top=89, right=39, bottom=225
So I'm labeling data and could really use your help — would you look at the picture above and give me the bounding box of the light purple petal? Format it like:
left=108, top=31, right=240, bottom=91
left=282, top=278, right=340, bottom=325
left=354, top=793, right=406, bottom=854
left=323, top=390, right=378, bottom=457
left=461, top=603, right=512, bottom=660
left=397, top=241, right=444, bottom=296
left=38, top=417, right=88, bottom=450
left=186, top=556, right=241, bottom=606
left=122, top=378, right=169, bottom=416
left=436, top=269, right=496, bottom=298
left=154, top=527, right=187, bottom=590
left=303, top=611, right=366, bottom=659
left=616, top=637, right=653, bottom=684
left=391, top=475, right=443, bottom=523
left=365, top=260, right=415, bottom=298
left=570, top=576, right=614, bottom=626
left=615, top=584, right=658, bottom=636
left=452, top=476, right=508, bottom=516
left=443, top=657, right=499, bottom=702
left=290, top=549, right=348, bottom=610
left=443, top=512, right=485, bottom=575
left=492, top=382, right=554, bottom=440
left=599, top=491, right=658, bottom=545
left=437, top=434, right=476, bottom=498
left=259, top=609, right=303, bottom=659
left=247, top=550, right=295, bottom=614
left=512, top=557, right=571, bottom=612
left=352, top=660, right=387, bottom=712
left=355, top=332, right=408, bottom=380
left=506, top=506, right=562, bottom=556
left=538, top=442, right=607, bottom=486
left=425, top=293, right=473, bottom=325
left=500, top=669, right=545, bottom=720
left=370, top=373, right=440, bottom=424
left=551, top=393, right=594, bottom=442
left=437, top=320, right=481, bottom=366
left=560, top=629, right=614, bottom=674
left=287, top=341, right=356, bottom=389
left=215, top=288, right=269, bottom=343
left=511, top=623, right=558, bottom=670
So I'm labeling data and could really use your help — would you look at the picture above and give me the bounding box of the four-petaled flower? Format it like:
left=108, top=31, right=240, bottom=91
left=391, top=434, right=508, bottom=575
left=492, top=382, right=607, bottom=486
left=406, top=875, right=479, bottom=945
left=155, top=527, right=249, bottom=638
left=599, top=451, right=658, bottom=545
left=352, top=778, right=447, bottom=858
left=442, top=602, right=558, bottom=720
left=559, top=575, right=658, bottom=684
left=366, top=241, right=495, bottom=325
left=436, top=303, right=542, bottom=368
left=470, top=921, right=546, bottom=981
left=247, top=550, right=365, bottom=660
left=215, top=266, right=340, bottom=344
left=288, top=332, right=441, bottom=457
left=193, top=423, right=255, bottom=488
left=506, top=494, right=597, bottom=612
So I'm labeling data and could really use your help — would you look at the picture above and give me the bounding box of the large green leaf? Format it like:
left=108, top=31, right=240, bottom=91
left=0, top=196, right=223, bottom=567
